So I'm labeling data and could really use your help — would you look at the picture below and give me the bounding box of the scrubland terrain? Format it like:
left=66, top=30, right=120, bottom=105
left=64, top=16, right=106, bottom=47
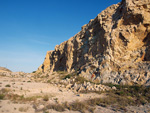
left=0, top=71, right=150, bottom=113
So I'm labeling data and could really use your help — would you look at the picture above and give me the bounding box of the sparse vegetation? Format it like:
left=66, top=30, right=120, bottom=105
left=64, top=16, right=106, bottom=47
left=46, top=74, right=49, bottom=77
left=46, top=100, right=94, bottom=113
left=54, top=98, right=58, bottom=101
left=32, top=71, right=36, bottom=73
left=69, top=100, right=88, bottom=112
left=57, top=71, right=67, bottom=74
left=63, top=74, right=72, bottom=79
left=0, top=88, right=10, bottom=93
left=47, top=80, right=51, bottom=83
left=43, top=95, right=49, bottom=101
left=0, top=70, right=149, bottom=113
left=44, top=84, right=150, bottom=112
left=23, top=95, right=42, bottom=101
left=19, top=107, right=29, bottom=112
left=3, top=93, right=42, bottom=102
left=44, top=111, right=49, bottom=113
left=46, top=104, right=65, bottom=112
left=5, top=84, right=11, bottom=87
left=0, top=94, right=5, bottom=100
left=75, top=76, right=88, bottom=84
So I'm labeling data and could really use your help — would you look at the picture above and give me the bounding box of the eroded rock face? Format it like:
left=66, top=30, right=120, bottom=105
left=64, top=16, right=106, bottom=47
left=37, top=0, right=150, bottom=85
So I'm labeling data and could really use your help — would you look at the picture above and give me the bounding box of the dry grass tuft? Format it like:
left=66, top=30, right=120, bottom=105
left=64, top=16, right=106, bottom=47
left=19, top=107, right=29, bottom=112
left=46, top=104, right=65, bottom=112
left=43, top=95, right=49, bottom=101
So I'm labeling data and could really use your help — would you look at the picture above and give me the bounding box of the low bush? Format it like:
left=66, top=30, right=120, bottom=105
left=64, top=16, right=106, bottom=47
left=63, top=74, right=72, bottom=79
left=0, top=94, right=5, bottom=100
left=75, top=76, right=88, bottom=84
left=43, top=95, right=49, bottom=101
left=32, top=71, right=36, bottom=73
left=47, top=80, right=51, bottom=83
left=46, top=104, right=65, bottom=112
left=69, top=100, right=88, bottom=112
left=5, top=84, right=11, bottom=87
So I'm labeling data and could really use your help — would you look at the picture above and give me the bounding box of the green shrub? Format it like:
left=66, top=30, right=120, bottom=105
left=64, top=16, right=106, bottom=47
left=47, top=80, right=51, bottom=83
left=5, top=84, right=11, bottom=87
left=32, top=71, right=36, bottom=73
left=63, top=74, right=72, bottom=79
left=0, top=94, right=5, bottom=100
left=75, top=76, right=88, bottom=84
left=57, top=71, right=66, bottom=74
left=43, top=95, right=49, bottom=101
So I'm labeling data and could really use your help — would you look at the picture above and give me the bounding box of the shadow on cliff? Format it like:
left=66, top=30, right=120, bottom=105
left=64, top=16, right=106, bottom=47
left=72, top=16, right=108, bottom=73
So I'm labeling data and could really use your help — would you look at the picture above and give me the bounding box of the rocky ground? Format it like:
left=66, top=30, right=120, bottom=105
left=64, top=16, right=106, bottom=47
left=0, top=71, right=150, bottom=113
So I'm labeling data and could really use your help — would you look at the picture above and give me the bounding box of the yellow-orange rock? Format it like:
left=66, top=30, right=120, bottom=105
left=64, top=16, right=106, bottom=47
left=38, top=0, right=150, bottom=85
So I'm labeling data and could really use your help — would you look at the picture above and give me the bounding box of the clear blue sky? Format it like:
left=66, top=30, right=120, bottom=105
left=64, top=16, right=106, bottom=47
left=0, top=0, right=121, bottom=73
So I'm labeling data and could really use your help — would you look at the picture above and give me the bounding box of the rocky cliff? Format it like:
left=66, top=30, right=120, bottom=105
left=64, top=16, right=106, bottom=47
left=37, top=0, right=150, bottom=85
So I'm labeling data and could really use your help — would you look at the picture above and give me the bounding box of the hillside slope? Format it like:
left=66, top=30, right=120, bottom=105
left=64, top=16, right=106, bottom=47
left=0, top=67, right=11, bottom=72
left=37, top=0, right=150, bottom=85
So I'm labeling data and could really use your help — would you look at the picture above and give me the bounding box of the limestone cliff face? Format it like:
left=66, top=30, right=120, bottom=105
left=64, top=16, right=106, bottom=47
left=38, top=0, right=150, bottom=85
